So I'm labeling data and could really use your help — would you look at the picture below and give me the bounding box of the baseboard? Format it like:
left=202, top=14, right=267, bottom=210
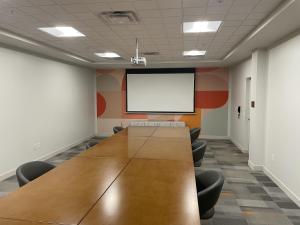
left=0, top=135, right=94, bottom=182
left=263, top=166, right=300, bottom=207
left=199, top=135, right=230, bottom=140
left=230, top=138, right=248, bottom=153
left=248, top=160, right=264, bottom=171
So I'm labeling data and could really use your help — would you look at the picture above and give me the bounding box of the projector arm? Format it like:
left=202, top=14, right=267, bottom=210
left=136, top=38, right=139, bottom=59
left=130, top=38, right=147, bottom=66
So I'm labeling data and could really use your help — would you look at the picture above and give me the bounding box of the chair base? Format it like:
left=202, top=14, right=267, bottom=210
left=194, top=160, right=202, bottom=167
left=200, top=208, right=215, bottom=219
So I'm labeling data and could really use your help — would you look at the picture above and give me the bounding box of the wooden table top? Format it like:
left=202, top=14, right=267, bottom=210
left=134, top=137, right=193, bottom=161
left=152, top=126, right=190, bottom=138
left=0, top=126, right=200, bottom=225
left=0, top=218, right=55, bottom=225
left=79, top=136, right=148, bottom=159
left=0, top=157, right=128, bottom=224
left=80, top=159, right=200, bottom=225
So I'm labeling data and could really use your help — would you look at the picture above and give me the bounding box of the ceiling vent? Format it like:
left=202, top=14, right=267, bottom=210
left=100, top=11, right=139, bottom=25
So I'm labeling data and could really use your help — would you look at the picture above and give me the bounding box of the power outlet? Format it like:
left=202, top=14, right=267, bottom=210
left=33, top=142, right=41, bottom=151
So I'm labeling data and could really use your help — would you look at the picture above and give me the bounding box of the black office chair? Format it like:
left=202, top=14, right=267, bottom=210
left=196, top=170, right=224, bottom=219
left=192, top=140, right=207, bottom=167
left=113, top=126, right=124, bottom=134
left=190, top=128, right=201, bottom=144
left=86, top=140, right=98, bottom=149
left=16, top=161, right=55, bottom=187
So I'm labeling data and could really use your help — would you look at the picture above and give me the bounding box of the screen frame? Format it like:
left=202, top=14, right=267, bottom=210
left=125, top=68, right=196, bottom=114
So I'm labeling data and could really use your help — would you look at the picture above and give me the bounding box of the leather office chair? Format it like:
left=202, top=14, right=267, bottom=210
left=196, top=170, right=224, bottom=219
left=86, top=140, right=98, bottom=149
left=192, top=140, right=207, bottom=167
left=190, top=128, right=201, bottom=144
left=16, top=161, right=55, bottom=187
left=113, top=126, right=124, bottom=134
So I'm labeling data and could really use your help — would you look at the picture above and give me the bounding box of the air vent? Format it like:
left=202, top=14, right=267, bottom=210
left=100, top=11, right=139, bottom=25
left=142, top=51, right=160, bottom=56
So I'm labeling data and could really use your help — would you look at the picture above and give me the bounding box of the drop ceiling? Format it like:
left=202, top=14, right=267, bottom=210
left=0, top=0, right=297, bottom=68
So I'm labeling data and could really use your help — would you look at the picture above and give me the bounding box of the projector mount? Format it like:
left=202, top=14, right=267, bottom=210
left=130, top=38, right=147, bottom=66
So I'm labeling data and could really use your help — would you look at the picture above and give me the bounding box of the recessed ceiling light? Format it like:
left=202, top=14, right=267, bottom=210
left=183, top=21, right=222, bottom=33
left=95, top=52, right=121, bottom=58
left=38, top=27, right=85, bottom=37
left=183, top=50, right=206, bottom=56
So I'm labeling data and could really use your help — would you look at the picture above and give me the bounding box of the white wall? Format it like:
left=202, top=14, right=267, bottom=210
left=229, top=58, right=252, bottom=151
left=0, top=47, right=96, bottom=180
left=248, top=50, right=268, bottom=168
left=264, top=34, right=300, bottom=205
left=229, top=34, right=300, bottom=206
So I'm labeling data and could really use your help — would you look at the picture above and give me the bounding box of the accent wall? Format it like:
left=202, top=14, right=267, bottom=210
left=96, top=68, right=229, bottom=137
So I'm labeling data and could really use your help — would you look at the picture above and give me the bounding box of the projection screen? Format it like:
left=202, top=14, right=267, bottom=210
left=126, top=69, right=195, bottom=113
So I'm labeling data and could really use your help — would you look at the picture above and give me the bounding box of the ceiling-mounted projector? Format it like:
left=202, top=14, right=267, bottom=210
left=130, top=38, right=146, bottom=66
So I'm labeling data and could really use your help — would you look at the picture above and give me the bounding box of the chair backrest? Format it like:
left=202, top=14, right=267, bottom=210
left=196, top=170, right=224, bottom=215
left=16, top=161, right=55, bottom=187
left=113, top=126, right=124, bottom=134
left=192, top=140, right=207, bottom=163
left=86, top=140, right=98, bottom=149
left=190, top=128, right=201, bottom=143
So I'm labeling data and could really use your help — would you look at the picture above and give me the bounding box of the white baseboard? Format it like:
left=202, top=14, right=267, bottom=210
left=230, top=138, right=248, bottom=153
left=248, top=160, right=264, bottom=171
left=0, top=135, right=94, bottom=182
left=199, top=135, right=230, bottom=140
left=263, top=166, right=300, bottom=207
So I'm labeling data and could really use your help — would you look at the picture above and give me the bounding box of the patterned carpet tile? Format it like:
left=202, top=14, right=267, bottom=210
left=197, top=139, right=299, bottom=225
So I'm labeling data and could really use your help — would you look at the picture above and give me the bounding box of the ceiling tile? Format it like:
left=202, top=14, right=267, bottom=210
left=225, top=13, right=248, bottom=20
left=253, top=0, right=281, bottom=13
left=40, top=5, right=69, bottom=15
left=183, top=8, right=206, bottom=16
left=72, top=12, right=99, bottom=20
left=109, top=2, right=134, bottom=11
left=19, top=6, right=46, bottom=15
left=161, top=9, right=181, bottom=17
left=134, top=1, right=158, bottom=10
left=137, top=10, right=161, bottom=18
left=183, top=0, right=208, bottom=8
left=28, top=0, right=56, bottom=6
left=208, top=0, right=233, bottom=7
left=62, top=4, right=91, bottom=13
left=157, top=0, right=182, bottom=9
left=87, top=3, right=111, bottom=13
left=0, top=0, right=286, bottom=63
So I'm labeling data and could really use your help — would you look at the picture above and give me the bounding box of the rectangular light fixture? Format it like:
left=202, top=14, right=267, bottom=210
left=183, top=21, right=222, bottom=33
left=38, top=27, right=85, bottom=37
left=95, top=52, right=121, bottom=58
left=183, top=50, right=206, bottom=56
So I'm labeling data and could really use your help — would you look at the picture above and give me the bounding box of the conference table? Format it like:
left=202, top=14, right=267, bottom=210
left=0, top=126, right=201, bottom=225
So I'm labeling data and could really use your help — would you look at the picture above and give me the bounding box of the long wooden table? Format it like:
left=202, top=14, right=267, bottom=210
left=0, top=127, right=201, bottom=225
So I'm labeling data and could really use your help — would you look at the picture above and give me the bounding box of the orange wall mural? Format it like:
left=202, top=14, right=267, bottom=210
left=96, top=68, right=229, bottom=137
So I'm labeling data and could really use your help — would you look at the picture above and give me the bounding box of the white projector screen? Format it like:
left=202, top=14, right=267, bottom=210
left=126, top=71, right=195, bottom=113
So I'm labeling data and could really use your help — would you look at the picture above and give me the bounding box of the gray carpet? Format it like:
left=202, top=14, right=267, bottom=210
left=0, top=138, right=299, bottom=225
left=198, top=139, right=300, bottom=225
